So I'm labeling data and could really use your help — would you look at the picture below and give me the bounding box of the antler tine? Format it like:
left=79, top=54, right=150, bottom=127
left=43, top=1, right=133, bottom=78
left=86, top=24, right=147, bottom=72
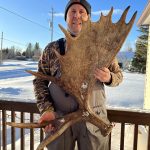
left=118, top=6, right=130, bottom=24
left=100, top=11, right=104, bottom=18
left=98, top=12, right=104, bottom=23
left=6, top=122, right=49, bottom=128
left=84, top=91, right=113, bottom=136
left=26, top=70, right=59, bottom=84
left=85, top=99, right=113, bottom=136
left=59, top=24, right=72, bottom=40
left=88, top=115, right=113, bottom=136
left=107, top=7, right=113, bottom=21
left=98, top=7, right=113, bottom=23
left=36, top=110, right=83, bottom=150
left=127, top=11, right=137, bottom=27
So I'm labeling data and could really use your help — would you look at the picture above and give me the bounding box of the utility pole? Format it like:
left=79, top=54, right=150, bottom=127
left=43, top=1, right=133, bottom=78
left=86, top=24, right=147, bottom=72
left=49, top=8, right=54, bottom=42
left=0, top=32, right=3, bottom=64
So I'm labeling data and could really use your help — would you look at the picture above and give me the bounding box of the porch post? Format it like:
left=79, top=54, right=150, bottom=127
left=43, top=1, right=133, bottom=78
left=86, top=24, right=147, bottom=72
left=144, top=25, right=150, bottom=109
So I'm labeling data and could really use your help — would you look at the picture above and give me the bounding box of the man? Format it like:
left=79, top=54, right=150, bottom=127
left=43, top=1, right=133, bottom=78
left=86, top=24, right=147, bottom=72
left=33, top=0, right=123, bottom=149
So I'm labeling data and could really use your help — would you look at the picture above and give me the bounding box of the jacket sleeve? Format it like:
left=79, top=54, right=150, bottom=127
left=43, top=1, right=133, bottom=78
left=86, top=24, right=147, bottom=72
left=105, top=58, right=123, bottom=87
left=33, top=42, right=59, bottom=114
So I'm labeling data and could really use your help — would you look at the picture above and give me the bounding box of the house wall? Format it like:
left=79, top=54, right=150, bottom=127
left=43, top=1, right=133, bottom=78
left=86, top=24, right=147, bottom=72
left=144, top=26, right=150, bottom=109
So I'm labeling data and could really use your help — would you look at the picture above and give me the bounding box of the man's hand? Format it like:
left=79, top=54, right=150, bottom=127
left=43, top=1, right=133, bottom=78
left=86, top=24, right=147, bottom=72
left=38, top=111, right=56, bottom=132
left=94, top=67, right=111, bottom=83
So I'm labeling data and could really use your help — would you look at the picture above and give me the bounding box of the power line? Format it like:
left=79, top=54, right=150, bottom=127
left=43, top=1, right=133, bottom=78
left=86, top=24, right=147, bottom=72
left=0, top=6, right=50, bottom=31
left=0, top=37, right=26, bottom=47
left=3, top=38, right=26, bottom=47
left=0, top=6, right=64, bottom=45
left=54, top=29, right=64, bottom=37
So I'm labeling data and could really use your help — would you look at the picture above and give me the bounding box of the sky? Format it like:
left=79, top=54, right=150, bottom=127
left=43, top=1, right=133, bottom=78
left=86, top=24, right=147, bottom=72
left=0, top=0, right=148, bottom=51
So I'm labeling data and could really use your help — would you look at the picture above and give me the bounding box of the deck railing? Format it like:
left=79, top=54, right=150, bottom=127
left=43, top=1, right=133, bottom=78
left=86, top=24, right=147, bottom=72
left=0, top=99, right=150, bottom=150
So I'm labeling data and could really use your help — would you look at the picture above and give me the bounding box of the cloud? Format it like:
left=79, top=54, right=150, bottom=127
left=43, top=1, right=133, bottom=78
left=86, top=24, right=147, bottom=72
left=48, top=12, right=64, bottom=17
left=50, top=9, right=123, bottom=17
left=54, top=13, right=64, bottom=17
left=92, top=9, right=123, bottom=16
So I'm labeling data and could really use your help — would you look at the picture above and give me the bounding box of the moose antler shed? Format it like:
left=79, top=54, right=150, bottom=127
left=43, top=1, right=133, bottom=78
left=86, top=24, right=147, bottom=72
left=6, top=6, right=137, bottom=150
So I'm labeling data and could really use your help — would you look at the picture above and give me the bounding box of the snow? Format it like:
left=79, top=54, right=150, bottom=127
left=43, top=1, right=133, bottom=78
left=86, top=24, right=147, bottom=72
left=0, top=59, right=145, bottom=107
left=0, top=60, right=37, bottom=101
left=0, top=60, right=146, bottom=150
left=106, top=72, right=145, bottom=109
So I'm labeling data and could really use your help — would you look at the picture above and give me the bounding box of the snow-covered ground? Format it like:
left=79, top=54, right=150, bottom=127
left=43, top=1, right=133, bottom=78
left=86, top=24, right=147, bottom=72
left=0, top=60, right=37, bottom=102
left=0, top=59, right=145, bottom=108
left=106, top=71, right=145, bottom=109
left=0, top=60, right=146, bottom=150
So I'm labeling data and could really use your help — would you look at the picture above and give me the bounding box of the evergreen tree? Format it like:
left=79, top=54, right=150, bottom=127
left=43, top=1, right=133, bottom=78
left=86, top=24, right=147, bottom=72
left=34, top=42, right=40, bottom=50
left=33, top=42, right=41, bottom=60
left=131, top=25, right=148, bottom=73
left=26, top=43, right=33, bottom=58
left=10, top=46, right=15, bottom=58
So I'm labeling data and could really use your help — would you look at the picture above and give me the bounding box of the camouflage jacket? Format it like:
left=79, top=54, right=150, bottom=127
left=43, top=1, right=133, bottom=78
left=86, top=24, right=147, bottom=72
left=33, top=38, right=123, bottom=115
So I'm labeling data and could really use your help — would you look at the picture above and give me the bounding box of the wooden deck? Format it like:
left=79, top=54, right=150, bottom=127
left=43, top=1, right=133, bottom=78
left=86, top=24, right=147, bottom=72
left=0, top=99, right=150, bottom=150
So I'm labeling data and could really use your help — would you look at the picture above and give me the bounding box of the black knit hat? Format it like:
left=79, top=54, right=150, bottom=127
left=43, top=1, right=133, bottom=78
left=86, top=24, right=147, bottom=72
left=64, top=0, right=91, bottom=20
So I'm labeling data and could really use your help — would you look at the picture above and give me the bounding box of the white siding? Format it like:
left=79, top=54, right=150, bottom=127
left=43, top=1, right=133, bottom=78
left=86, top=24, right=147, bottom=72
left=144, top=26, right=150, bottom=109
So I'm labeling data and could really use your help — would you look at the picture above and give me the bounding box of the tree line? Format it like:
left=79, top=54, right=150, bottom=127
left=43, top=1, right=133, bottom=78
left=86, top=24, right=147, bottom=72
left=1, top=42, right=42, bottom=61
left=1, top=25, right=148, bottom=73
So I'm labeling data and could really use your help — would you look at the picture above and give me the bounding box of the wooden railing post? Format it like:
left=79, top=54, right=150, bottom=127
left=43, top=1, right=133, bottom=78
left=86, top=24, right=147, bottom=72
left=0, top=110, right=2, bottom=150
left=1, top=100, right=150, bottom=150
left=133, top=124, right=138, bottom=150
left=30, top=113, right=34, bottom=150
left=120, top=123, right=125, bottom=150
left=11, top=111, right=16, bottom=150
left=20, top=112, right=25, bottom=150
left=148, top=126, right=150, bottom=150
left=2, top=110, right=6, bottom=150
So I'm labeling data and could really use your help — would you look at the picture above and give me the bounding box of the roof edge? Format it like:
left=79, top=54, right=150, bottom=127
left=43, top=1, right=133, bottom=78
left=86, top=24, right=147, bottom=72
left=137, top=1, right=150, bottom=26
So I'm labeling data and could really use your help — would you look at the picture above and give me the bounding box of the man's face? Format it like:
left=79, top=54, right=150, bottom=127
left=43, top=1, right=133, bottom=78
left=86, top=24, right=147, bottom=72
left=66, top=4, right=89, bottom=36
